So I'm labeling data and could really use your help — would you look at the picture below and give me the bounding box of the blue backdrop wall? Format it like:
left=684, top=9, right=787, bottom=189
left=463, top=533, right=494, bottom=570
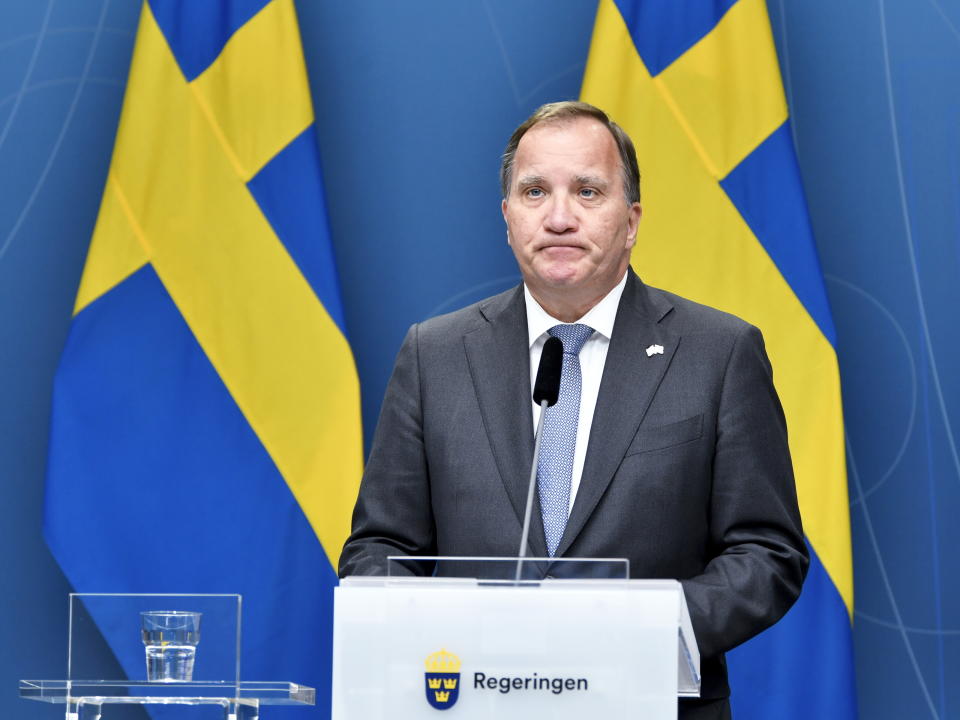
left=1, top=1, right=958, bottom=719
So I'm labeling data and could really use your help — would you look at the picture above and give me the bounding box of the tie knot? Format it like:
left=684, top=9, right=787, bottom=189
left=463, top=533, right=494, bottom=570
left=549, top=323, right=595, bottom=355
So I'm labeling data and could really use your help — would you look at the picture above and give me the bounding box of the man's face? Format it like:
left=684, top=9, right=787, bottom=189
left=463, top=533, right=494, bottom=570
left=502, top=117, right=641, bottom=308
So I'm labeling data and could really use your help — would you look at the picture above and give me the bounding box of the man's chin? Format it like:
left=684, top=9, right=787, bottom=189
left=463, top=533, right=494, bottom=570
left=529, top=260, right=588, bottom=287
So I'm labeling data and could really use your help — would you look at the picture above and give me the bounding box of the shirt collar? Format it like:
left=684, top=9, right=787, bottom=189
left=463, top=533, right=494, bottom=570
left=523, top=270, right=628, bottom=348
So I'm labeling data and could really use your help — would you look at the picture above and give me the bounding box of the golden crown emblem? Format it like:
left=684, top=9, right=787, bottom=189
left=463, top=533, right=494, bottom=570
left=434, top=691, right=450, bottom=702
left=424, top=649, right=461, bottom=673
left=428, top=677, right=459, bottom=689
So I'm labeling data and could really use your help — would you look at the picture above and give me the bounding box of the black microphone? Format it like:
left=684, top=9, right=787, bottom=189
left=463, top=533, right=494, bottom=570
left=516, top=335, right=564, bottom=581
left=532, top=336, right=563, bottom=407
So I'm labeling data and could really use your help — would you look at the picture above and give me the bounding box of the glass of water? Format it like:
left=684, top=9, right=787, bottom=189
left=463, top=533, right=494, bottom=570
left=141, top=610, right=201, bottom=682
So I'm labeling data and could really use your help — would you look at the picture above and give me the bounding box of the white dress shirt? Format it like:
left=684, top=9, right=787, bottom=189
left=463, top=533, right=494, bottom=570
left=525, top=271, right=628, bottom=515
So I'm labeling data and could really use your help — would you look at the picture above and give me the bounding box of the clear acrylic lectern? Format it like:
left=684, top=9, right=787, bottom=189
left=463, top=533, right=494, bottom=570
left=20, top=594, right=315, bottom=720
left=333, top=557, right=700, bottom=719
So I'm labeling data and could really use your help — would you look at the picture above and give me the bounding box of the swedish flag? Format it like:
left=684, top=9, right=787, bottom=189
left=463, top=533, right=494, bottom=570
left=582, top=1, right=856, bottom=717
left=44, top=0, right=361, bottom=709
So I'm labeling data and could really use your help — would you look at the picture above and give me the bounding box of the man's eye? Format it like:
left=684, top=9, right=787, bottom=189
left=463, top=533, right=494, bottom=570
left=579, top=188, right=596, bottom=199
left=526, top=188, right=544, bottom=198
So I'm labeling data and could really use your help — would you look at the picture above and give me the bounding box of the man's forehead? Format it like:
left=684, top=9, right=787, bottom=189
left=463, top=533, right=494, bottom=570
left=522, top=115, right=611, bottom=140
left=514, top=117, right=618, bottom=163
left=512, top=121, right=619, bottom=185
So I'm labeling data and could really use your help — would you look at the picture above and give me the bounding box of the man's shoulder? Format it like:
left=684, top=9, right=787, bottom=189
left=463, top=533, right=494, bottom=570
left=414, top=284, right=522, bottom=342
left=645, top=283, right=756, bottom=339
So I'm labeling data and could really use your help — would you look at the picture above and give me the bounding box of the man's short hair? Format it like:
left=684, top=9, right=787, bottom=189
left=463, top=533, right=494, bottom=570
left=500, top=101, right=641, bottom=206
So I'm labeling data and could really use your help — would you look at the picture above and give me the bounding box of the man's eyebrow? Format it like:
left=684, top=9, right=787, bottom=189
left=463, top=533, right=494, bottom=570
left=516, top=175, right=546, bottom=188
left=575, top=174, right=609, bottom=188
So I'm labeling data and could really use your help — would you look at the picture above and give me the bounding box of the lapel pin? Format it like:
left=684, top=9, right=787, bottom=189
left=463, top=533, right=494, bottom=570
left=646, top=344, right=664, bottom=357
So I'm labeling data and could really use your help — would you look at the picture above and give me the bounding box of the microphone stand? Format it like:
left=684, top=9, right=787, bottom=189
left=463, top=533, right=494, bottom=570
left=515, top=398, right=550, bottom=584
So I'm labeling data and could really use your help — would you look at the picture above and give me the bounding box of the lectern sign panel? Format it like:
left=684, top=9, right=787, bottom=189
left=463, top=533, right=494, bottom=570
left=332, top=577, right=696, bottom=719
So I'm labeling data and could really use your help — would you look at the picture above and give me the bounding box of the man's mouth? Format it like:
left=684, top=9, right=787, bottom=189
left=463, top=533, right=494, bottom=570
left=539, top=243, right=586, bottom=255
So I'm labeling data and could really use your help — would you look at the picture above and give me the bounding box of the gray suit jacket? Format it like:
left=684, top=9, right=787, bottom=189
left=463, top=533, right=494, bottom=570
left=340, top=270, right=808, bottom=699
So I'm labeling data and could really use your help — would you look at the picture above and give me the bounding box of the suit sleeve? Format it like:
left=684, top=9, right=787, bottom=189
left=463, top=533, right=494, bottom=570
left=338, top=324, right=436, bottom=576
left=680, top=323, right=809, bottom=659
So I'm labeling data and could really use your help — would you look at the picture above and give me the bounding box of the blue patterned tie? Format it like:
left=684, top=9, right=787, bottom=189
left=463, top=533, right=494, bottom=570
left=537, top=323, right=595, bottom=556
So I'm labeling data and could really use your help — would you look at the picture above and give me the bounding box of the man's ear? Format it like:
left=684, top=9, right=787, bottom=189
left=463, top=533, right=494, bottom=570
left=502, top=198, right=511, bottom=244
left=625, top=203, right=642, bottom=249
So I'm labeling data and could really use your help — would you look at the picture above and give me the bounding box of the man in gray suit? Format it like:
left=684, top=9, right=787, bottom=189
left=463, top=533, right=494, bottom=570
left=340, top=101, right=808, bottom=719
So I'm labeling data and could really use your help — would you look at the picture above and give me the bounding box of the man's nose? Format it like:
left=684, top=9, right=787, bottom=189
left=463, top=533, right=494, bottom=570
left=543, top=193, right=577, bottom=233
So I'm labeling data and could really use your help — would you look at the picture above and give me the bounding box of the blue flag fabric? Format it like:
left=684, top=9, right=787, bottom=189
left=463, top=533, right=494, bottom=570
left=45, top=0, right=362, bottom=712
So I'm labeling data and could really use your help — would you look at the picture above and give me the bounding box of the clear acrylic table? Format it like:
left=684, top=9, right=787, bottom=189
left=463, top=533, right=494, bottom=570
left=19, top=680, right=315, bottom=720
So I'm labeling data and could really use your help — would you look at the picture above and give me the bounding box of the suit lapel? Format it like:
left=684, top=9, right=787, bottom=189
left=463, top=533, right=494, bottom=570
left=556, top=272, right=679, bottom=558
left=463, top=286, right=550, bottom=557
